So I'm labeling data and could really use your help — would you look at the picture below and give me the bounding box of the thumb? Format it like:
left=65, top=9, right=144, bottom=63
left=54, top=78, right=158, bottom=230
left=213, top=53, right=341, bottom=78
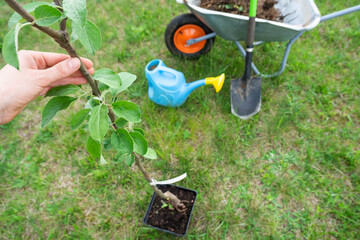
left=40, top=58, right=81, bottom=84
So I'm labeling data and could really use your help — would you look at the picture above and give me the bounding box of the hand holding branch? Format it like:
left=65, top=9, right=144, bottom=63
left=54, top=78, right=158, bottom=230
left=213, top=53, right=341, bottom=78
left=0, top=50, right=93, bottom=125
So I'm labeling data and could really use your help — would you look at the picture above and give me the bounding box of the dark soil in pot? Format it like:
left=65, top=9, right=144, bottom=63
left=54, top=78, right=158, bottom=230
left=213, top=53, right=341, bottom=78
left=144, top=185, right=197, bottom=236
left=199, top=0, right=283, bottom=22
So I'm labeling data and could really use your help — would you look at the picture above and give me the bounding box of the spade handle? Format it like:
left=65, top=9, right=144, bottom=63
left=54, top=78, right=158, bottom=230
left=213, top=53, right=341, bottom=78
left=244, top=0, right=257, bottom=80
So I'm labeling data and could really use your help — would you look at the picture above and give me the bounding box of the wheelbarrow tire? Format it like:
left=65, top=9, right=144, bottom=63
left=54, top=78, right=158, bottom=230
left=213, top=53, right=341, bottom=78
left=165, top=13, right=215, bottom=59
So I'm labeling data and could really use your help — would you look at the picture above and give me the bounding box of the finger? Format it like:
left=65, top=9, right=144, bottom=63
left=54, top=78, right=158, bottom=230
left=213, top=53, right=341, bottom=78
left=24, top=50, right=93, bottom=69
left=79, top=58, right=93, bottom=69
left=37, top=58, right=81, bottom=86
left=88, top=67, right=94, bottom=75
left=40, top=77, right=88, bottom=95
left=48, top=77, right=88, bottom=87
left=25, top=51, right=69, bottom=69
left=40, top=87, right=51, bottom=96
left=70, top=67, right=94, bottom=77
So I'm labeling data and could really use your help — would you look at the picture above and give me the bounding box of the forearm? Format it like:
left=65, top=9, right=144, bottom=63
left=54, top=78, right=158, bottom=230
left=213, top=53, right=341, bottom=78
left=0, top=65, right=19, bottom=125
left=0, top=65, right=11, bottom=125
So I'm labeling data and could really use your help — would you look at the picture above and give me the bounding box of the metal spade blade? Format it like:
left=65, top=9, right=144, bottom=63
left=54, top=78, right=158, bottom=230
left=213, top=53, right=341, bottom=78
left=231, top=76, right=262, bottom=119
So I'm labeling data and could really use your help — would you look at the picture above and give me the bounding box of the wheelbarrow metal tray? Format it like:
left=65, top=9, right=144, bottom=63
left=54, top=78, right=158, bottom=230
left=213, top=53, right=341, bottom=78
left=184, top=0, right=321, bottom=42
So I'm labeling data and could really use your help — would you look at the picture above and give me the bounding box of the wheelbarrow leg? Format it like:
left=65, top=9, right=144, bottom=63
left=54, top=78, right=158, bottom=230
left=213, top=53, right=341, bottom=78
left=234, top=30, right=305, bottom=78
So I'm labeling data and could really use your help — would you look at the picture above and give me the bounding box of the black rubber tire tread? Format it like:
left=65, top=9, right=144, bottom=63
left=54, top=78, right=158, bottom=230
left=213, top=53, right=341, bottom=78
left=165, top=13, right=215, bottom=59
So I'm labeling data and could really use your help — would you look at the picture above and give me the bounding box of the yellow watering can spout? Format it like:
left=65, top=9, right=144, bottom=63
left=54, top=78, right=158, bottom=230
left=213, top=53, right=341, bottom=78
left=205, top=73, right=225, bottom=93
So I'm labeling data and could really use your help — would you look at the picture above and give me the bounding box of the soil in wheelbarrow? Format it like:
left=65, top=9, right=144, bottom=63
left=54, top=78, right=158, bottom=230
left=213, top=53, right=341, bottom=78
left=145, top=185, right=196, bottom=235
left=200, top=0, right=283, bottom=22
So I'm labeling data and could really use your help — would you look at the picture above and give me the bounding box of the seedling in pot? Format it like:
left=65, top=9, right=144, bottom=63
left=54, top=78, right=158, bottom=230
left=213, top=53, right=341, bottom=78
left=143, top=184, right=197, bottom=236
left=161, top=200, right=174, bottom=210
left=2, top=0, right=195, bottom=234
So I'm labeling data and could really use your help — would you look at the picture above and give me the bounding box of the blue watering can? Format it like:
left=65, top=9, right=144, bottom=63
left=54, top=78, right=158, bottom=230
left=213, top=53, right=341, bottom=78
left=145, top=59, right=225, bottom=107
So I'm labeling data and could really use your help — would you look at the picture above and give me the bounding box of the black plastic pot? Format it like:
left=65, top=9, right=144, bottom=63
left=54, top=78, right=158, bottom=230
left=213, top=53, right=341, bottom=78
left=143, top=184, right=197, bottom=236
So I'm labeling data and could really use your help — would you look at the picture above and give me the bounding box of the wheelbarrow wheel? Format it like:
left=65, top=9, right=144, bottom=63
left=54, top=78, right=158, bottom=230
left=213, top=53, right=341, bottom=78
left=165, top=13, right=215, bottom=59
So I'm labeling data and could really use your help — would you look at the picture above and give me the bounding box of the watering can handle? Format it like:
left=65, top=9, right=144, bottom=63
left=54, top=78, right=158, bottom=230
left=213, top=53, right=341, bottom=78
left=145, top=59, right=179, bottom=86
left=151, top=60, right=179, bottom=78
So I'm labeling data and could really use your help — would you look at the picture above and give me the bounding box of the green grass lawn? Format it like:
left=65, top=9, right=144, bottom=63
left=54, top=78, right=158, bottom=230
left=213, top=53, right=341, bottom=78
left=1, top=0, right=359, bottom=239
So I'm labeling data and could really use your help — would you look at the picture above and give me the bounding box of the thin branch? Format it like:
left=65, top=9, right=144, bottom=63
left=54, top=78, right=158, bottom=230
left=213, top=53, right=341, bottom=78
left=108, top=108, right=117, bottom=126
left=54, top=0, right=67, bottom=31
left=134, top=154, right=186, bottom=211
left=5, top=0, right=62, bottom=40
left=134, top=154, right=152, bottom=182
left=53, top=0, right=61, bottom=5
left=134, top=154, right=169, bottom=198
left=59, top=18, right=67, bottom=31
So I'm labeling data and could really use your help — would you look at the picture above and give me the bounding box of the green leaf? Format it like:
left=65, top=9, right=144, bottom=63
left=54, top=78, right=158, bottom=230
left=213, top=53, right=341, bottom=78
left=111, top=129, right=134, bottom=155
left=115, top=118, right=128, bottom=128
left=88, top=104, right=109, bottom=142
left=46, top=84, right=80, bottom=97
left=85, top=97, right=100, bottom=109
left=34, top=5, right=62, bottom=26
left=42, top=96, right=77, bottom=127
left=133, top=128, right=145, bottom=136
left=87, top=136, right=101, bottom=159
left=103, top=137, right=112, bottom=151
left=112, top=101, right=141, bottom=123
left=235, top=5, right=244, bottom=11
left=101, top=90, right=111, bottom=100
left=114, top=152, right=125, bottom=162
left=72, top=20, right=101, bottom=55
left=125, top=154, right=135, bottom=166
left=97, top=82, right=109, bottom=91
left=70, top=32, right=78, bottom=42
left=3, top=22, right=32, bottom=69
left=70, top=108, right=90, bottom=130
left=130, top=132, right=148, bottom=155
left=93, top=68, right=121, bottom=89
left=110, top=72, right=137, bottom=95
left=8, top=2, right=53, bottom=28
left=144, top=148, right=157, bottom=159
left=3, top=27, right=18, bottom=69
left=62, top=0, right=87, bottom=23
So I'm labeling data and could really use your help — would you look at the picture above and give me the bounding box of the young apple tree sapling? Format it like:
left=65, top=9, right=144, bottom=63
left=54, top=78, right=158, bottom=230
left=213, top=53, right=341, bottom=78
left=3, top=0, right=186, bottom=212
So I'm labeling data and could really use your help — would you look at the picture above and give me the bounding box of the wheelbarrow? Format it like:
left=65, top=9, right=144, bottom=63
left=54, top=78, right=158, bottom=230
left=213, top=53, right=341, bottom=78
left=165, top=0, right=360, bottom=118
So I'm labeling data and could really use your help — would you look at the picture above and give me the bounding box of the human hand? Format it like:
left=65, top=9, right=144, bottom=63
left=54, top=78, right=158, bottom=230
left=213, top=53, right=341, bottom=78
left=0, top=50, right=94, bottom=125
